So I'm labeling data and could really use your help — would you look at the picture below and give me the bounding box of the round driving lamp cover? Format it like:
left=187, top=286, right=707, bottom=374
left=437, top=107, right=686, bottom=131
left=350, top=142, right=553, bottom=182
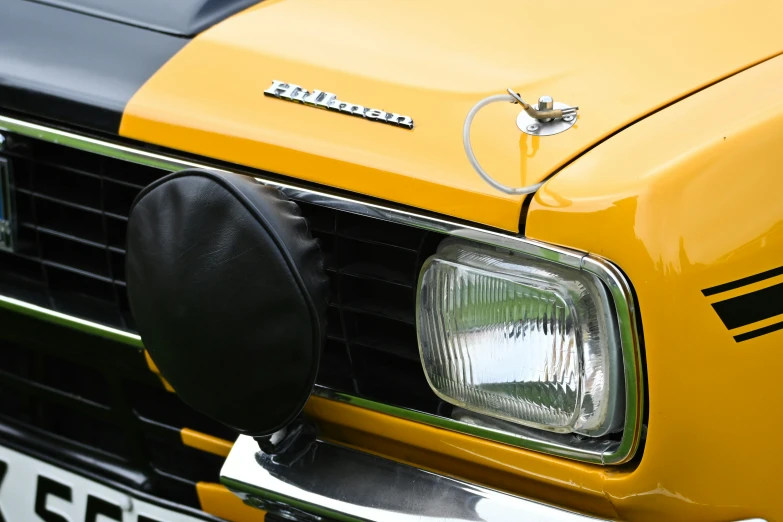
left=125, top=169, right=329, bottom=436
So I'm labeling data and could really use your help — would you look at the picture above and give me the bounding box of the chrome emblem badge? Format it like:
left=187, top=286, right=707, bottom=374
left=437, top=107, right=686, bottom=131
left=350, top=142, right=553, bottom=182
left=0, top=158, right=13, bottom=252
left=264, top=80, right=414, bottom=130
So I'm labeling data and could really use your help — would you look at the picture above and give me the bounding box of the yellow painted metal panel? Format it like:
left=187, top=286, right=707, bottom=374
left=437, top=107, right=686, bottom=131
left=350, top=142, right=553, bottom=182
left=144, top=350, right=175, bottom=392
left=122, top=3, right=783, bottom=518
left=181, top=427, right=233, bottom=458
left=527, top=54, right=783, bottom=521
left=121, top=0, right=783, bottom=232
left=197, top=482, right=265, bottom=522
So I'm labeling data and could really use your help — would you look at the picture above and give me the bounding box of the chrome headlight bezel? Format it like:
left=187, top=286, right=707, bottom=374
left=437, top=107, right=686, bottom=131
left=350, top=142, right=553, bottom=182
left=414, top=238, right=643, bottom=465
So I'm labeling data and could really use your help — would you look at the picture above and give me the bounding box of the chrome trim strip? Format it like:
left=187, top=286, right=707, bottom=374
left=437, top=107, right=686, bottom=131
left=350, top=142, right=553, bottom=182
left=0, top=114, right=643, bottom=464
left=255, top=180, right=585, bottom=268
left=221, top=434, right=604, bottom=522
left=312, top=386, right=614, bottom=462
left=581, top=256, right=645, bottom=464
left=0, top=115, right=585, bottom=268
left=0, top=294, right=143, bottom=348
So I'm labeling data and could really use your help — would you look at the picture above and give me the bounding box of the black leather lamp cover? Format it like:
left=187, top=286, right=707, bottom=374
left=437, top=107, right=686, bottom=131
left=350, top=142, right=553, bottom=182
left=125, top=169, right=328, bottom=436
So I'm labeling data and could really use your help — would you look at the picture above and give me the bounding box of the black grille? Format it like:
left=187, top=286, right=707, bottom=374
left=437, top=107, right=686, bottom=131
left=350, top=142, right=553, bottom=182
left=0, top=311, right=233, bottom=509
left=0, top=133, right=446, bottom=414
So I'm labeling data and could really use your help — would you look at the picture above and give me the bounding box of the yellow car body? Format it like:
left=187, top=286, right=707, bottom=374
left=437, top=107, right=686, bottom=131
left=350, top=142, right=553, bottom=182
left=1, top=0, right=782, bottom=520
left=116, top=2, right=783, bottom=520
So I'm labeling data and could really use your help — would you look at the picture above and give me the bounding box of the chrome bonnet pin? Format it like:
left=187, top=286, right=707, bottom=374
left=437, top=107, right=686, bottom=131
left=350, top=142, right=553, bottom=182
left=507, top=89, right=579, bottom=137
left=463, top=89, right=580, bottom=194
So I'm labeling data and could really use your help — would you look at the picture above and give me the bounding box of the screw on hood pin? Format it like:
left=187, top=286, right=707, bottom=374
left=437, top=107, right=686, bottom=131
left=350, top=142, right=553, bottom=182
left=462, top=90, right=579, bottom=194
left=507, top=89, right=579, bottom=137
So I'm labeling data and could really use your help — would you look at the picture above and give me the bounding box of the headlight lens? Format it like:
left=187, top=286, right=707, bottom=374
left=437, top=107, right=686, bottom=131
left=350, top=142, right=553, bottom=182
left=416, top=242, right=624, bottom=437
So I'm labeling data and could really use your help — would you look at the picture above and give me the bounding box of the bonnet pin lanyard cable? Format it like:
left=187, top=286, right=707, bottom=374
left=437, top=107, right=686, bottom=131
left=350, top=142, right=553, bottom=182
left=463, top=89, right=578, bottom=194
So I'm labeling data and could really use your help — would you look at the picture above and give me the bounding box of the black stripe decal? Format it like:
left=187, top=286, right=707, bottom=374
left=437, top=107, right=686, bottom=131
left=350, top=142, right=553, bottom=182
left=734, top=321, right=783, bottom=342
left=711, top=282, right=783, bottom=330
left=0, top=1, right=188, bottom=134
left=702, top=265, right=783, bottom=296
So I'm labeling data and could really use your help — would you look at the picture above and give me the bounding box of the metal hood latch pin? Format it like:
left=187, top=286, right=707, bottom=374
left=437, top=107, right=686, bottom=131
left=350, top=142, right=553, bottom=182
left=463, top=89, right=580, bottom=194
left=507, top=89, right=579, bottom=137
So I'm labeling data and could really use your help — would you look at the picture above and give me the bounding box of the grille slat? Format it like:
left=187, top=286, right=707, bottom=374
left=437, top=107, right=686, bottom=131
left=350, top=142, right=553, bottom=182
left=17, top=188, right=107, bottom=216
left=22, top=223, right=108, bottom=250
left=0, top=370, right=113, bottom=417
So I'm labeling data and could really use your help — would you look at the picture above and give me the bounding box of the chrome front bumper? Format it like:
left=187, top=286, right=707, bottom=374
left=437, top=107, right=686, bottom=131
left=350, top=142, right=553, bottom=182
left=220, top=435, right=603, bottom=522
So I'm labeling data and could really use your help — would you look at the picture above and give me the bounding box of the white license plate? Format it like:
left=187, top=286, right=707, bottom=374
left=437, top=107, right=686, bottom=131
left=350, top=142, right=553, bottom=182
left=0, top=443, right=210, bottom=522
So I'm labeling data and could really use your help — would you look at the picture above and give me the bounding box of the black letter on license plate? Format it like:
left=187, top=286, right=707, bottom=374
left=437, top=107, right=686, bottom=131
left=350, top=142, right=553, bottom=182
left=86, top=495, right=122, bottom=521
left=35, top=476, right=72, bottom=522
left=0, top=460, right=6, bottom=522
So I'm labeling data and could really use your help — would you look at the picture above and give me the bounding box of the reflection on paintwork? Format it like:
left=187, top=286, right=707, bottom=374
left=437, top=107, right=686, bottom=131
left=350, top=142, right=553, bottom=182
left=121, top=0, right=783, bottom=231
left=528, top=54, right=783, bottom=521
left=519, top=132, right=540, bottom=187
left=609, top=484, right=696, bottom=505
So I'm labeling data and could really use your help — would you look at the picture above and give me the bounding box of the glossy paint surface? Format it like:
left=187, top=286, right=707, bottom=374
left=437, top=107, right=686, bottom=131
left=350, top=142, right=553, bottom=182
left=181, top=428, right=233, bottom=458
left=118, top=1, right=783, bottom=519
left=145, top=350, right=175, bottom=392
left=196, top=482, right=266, bottom=521
left=122, top=0, right=783, bottom=231
left=528, top=54, right=783, bottom=521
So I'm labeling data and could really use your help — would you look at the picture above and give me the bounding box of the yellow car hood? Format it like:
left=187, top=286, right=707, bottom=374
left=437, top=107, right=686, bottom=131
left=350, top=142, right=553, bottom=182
left=121, top=0, right=783, bottom=232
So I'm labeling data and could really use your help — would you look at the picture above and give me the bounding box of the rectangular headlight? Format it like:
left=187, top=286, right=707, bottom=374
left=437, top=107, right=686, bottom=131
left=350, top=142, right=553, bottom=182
left=416, top=241, right=624, bottom=437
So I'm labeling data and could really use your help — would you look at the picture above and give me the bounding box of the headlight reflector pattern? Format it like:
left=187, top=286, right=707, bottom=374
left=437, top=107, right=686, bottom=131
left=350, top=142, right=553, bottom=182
left=417, top=242, right=624, bottom=437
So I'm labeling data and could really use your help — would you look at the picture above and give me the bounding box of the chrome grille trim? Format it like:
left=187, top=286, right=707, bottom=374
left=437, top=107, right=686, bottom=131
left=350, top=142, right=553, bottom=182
left=0, top=114, right=643, bottom=464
